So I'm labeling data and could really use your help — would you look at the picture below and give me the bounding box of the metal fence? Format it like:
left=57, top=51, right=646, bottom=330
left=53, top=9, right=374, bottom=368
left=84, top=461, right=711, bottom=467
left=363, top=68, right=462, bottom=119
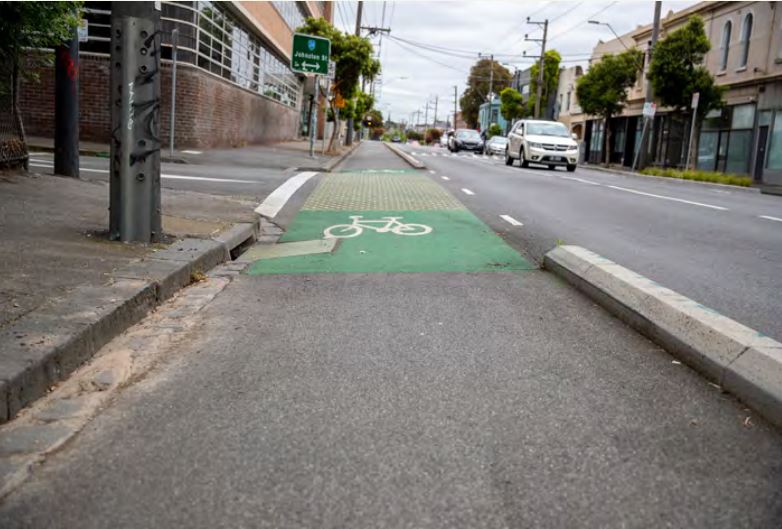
left=0, top=62, right=28, bottom=168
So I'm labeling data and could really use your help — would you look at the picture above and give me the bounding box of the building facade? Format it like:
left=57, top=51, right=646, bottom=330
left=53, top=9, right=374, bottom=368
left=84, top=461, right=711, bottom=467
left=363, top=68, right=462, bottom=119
left=574, top=1, right=782, bottom=187
left=19, top=1, right=331, bottom=149
left=553, top=65, right=584, bottom=138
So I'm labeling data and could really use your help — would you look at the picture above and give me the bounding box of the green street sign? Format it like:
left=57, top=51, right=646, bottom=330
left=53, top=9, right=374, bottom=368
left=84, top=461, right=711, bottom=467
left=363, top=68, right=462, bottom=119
left=291, top=33, right=331, bottom=75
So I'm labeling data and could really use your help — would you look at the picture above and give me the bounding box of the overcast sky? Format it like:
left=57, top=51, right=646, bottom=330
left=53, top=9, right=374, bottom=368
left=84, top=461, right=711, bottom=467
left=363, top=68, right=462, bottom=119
left=331, top=0, right=697, bottom=124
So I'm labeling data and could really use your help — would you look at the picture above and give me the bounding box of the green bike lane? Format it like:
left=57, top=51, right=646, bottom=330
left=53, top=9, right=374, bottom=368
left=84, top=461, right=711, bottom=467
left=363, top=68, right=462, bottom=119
left=246, top=168, right=534, bottom=275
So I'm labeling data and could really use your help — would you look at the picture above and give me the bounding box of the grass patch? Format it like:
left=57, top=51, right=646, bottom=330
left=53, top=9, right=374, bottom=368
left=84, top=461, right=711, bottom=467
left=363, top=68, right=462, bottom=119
left=640, top=167, right=753, bottom=187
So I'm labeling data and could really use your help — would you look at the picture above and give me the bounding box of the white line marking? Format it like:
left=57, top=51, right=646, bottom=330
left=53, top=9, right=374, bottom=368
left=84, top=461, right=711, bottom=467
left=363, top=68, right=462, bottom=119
left=606, top=185, right=728, bottom=210
left=181, top=150, right=202, bottom=155
left=162, top=174, right=255, bottom=183
left=429, top=170, right=436, bottom=174
left=31, top=162, right=256, bottom=183
left=255, top=171, right=317, bottom=218
left=561, top=175, right=600, bottom=185
left=759, top=215, right=782, bottom=222
left=461, top=188, right=475, bottom=196
left=500, top=214, right=523, bottom=226
left=441, top=176, right=450, bottom=181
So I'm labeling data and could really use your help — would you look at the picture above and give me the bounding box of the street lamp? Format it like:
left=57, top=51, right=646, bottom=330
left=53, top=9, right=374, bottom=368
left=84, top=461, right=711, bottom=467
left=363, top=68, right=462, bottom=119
left=588, top=20, right=630, bottom=50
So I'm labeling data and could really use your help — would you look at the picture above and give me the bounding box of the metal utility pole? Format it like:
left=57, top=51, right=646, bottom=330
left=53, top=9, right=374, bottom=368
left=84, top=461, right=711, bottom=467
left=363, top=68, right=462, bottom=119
left=54, top=27, right=79, bottom=178
left=433, top=95, right=438, bottom=128
left=109, top=3, right=162, bottom=243
left=346, top=1, right=363, bottom=146
left=424, top=99, right=430, bottom=129
left=524, top=18, right=548, bottom=119
left=634, top=1, right=662, bottom=171
left=477, top=53, right=494, bottom=129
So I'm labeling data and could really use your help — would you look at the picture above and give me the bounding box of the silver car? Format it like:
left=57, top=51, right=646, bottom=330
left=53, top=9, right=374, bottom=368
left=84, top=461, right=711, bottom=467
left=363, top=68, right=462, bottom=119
left=484, top=136, right=508, bottom=156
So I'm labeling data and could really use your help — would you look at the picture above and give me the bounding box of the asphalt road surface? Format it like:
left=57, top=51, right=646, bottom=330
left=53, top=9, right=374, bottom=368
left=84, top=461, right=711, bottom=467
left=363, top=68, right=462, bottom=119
left=2, top=142, right=780, bottom=528
left=402, top=144, right=782, bottom=342
left=26, top=152, right=295, bottom=199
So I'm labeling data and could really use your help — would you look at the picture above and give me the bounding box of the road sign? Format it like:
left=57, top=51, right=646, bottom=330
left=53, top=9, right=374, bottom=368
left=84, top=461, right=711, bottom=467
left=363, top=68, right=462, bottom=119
left=77, top=19, right=88, bottom=42
left=691, top=92, right=700, bottom=110
left=291, top=33, right=331, bottom=75
left=643, top=102, right=657, bottom=118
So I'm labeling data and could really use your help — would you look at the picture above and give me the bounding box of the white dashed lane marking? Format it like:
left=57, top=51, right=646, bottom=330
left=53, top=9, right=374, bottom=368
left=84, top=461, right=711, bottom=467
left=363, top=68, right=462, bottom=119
left=500, top=214, right=524, bottom=226
left=759, top=215, right=782, bottom=222
left=606, top=185, right=728, bottom=211
left=441, top=176, right=450, bottom=181
left=461, top=188, right=475, bottom=196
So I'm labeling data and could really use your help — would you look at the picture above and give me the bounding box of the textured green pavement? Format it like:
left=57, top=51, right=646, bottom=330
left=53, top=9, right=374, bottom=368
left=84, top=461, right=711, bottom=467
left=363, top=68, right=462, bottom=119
left=247, top=169, right=533, bottom=275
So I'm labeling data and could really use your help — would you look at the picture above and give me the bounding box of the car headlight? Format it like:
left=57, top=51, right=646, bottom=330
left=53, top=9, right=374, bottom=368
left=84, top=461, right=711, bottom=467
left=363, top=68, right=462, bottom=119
left=568, top=143, right=578, bottom=150
left=528, top=142, right=543, bottom=149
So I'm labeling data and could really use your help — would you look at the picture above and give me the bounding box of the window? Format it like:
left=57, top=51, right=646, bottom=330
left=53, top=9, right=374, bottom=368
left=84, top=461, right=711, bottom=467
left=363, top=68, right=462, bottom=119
left=739, top=13, right=752, bottom=68
left=272, top=1, right=307, bottom=31
left=720, top=20, right=732, bottom=71
left=768, top=112, right=782, bottom=170
left=566, top=91, right=571, bottom=111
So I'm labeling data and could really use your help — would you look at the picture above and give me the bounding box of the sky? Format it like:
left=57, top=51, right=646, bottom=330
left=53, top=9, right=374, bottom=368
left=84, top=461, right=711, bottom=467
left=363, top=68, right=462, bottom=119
left=331, top=0, right=698, bottom=125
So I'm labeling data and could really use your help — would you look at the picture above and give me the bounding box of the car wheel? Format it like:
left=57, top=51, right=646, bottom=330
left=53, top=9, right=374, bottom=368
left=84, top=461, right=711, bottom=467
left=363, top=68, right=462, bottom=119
left=566, top=164, right=577, bottom=172
left=548, top=165, right=556, bottom=170
left=520, top=147, right=529, bottom=168
left=454, top=146, right=459, bottom=153
left=505, top=149, right=513, bottom=166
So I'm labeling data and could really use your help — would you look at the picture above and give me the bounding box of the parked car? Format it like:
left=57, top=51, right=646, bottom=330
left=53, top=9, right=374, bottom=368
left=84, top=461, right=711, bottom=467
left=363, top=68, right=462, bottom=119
left=505, top=120, right=579, bottom=172
left=484, top=135, right=508, bottom=156
left=448, top=129, right=484, bottom=153
left=391, top=135, right=402, bottom=143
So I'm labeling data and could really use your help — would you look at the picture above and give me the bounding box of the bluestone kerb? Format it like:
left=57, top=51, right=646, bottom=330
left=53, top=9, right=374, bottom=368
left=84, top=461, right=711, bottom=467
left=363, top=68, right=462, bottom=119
left=544, top=245, right=782, bottom=430
left=0, top=220, right=260, bottom=424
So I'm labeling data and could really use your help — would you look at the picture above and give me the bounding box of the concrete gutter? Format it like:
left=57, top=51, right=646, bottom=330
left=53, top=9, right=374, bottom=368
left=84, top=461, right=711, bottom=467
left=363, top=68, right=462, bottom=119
left=384, top=142, right=426, bottom=169
left=544, top=245, right=782, bottom=429
left=583, top=164, right=760, bottom=194
left=0, top=219, right=263, bottom=424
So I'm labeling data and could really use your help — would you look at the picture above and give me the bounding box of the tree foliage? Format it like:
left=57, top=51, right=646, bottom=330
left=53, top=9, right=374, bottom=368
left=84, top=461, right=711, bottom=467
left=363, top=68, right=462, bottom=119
left=0, top=2, right=82, bottom=65
left=648, top=15, right=723, bottom=119
left=499, top=87, right=526, bottom=124
left=487, top=123, right=503, bottom=139
left=528, top=49, right=562, bottom=118
left=459, top=59, right=511, bottom=128
left=297, top=17, right=380, bottom=151
left=576, top=49, right=643, bottom=164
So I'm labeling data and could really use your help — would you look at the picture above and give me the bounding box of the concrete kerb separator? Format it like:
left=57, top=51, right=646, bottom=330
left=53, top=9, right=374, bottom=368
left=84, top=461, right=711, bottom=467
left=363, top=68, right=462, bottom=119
left=544, top=245, right=782, bottom=429
left=384, top=142, right=427, bottom=170
left=297, top=140, right=364, bottom=173
left=0, top=220, right=265, bottom=425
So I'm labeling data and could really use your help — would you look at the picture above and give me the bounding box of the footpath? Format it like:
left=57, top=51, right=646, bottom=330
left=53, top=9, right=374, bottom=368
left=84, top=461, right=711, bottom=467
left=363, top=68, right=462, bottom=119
left=0, top=138, right=359, bottom=424
left=1, top=142, right=779, bottom=528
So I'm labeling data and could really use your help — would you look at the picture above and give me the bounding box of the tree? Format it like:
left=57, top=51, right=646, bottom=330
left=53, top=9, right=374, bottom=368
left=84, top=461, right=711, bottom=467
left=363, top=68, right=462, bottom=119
left=648, top=15, right=724, bottom=167
left=528, top=49, right=562, bottom=119
left=459, top=59, right=511, bottom=128
left=424, top=128, right=442, bottom=145
left=499, top=87, right=526, bottom=130
left=576, top=49, right=643, bottom=164
left=296, top=17, right=380, bottom=153
left=487, top=123, right=503, bottom=139
left=351, top=91, right=375, bottom=131
left=0, top=2, right=82, bottom=154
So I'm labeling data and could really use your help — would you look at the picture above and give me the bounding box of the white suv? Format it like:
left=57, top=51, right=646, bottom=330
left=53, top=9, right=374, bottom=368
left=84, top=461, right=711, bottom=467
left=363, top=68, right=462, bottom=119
left=505, top=119, right=579, bottom=172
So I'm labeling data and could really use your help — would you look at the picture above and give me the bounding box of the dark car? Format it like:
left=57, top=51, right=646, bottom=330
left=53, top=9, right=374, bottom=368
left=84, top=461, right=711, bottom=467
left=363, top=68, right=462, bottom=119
left=448, top=129, right=483, bottom=153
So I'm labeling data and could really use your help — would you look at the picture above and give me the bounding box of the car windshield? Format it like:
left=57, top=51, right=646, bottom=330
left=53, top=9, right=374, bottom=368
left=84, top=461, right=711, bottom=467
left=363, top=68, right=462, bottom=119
left=457, top=130, right=480, bottom=140
left=490, top=136, right=507, bottom=144
left=526, top=122, right=569, bottom=137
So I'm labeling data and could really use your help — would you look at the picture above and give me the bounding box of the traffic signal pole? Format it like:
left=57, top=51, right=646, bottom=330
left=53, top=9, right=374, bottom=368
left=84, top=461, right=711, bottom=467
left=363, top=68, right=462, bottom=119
left=109, top=3, right=162, bottom=243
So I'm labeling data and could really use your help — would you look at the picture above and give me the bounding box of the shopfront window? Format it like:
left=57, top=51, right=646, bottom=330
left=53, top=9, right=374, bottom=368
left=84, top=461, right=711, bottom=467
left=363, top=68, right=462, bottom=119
left=726, top=130, right=752, bottom=174
left=697, top=131, right=718, bottom=171
left=732, top=104, right=755, bottom=129
left=769, top=113, right=782, bottom=170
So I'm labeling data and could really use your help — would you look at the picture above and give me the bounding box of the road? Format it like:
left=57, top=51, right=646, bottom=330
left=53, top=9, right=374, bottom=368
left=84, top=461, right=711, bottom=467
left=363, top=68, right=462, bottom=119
left=26, top=151, right=294, bottom=199
left=2, top=142, right=781, bottom=528
left=401, top=144, right=782, bottom=342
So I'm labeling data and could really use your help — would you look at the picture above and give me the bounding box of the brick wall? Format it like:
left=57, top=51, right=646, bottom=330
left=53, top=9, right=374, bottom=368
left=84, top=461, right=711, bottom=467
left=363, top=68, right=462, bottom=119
left=20, top=53, right=301, bottom=148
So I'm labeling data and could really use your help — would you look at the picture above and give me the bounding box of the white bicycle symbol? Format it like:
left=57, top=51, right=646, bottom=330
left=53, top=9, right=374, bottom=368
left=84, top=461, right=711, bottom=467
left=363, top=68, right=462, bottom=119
left=323, top=216, right=433, bottom=239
